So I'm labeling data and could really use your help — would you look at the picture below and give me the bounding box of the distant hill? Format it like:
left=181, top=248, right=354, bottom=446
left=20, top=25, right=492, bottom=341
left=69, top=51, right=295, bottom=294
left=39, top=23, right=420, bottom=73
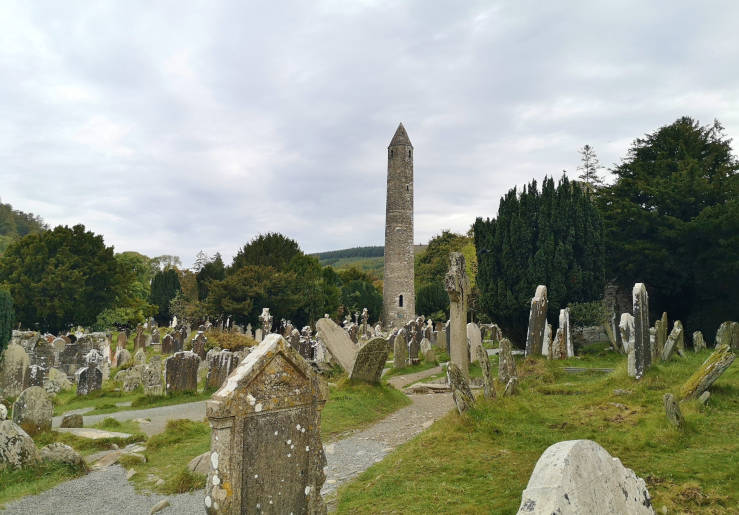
left=0, top=200, right=47, bottom=254
left=312, top=245, right=427, bottom=274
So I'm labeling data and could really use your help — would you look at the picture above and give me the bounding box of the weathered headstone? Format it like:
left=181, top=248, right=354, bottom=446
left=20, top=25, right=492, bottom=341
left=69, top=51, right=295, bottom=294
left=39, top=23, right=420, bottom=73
left=619, top=313, right=636, bottom=376
left=447, top=363, right=474, bottom=415
left=542, top=323, right=552, bottom=358
left=525, top=285, right=548, bottom=357
left=467, top=323, right=483, bottom=364
left=255, top=328, right=263, bottom=343
left=679, top=344, right=735, bottom=400
left=161, top=333, right=174, bottom=354
left=663, top=393, right=684, bottom=429
left=693, top=331, right=706, bottom=352
left=120, top=365, right=143, bottom=393
left=287, top=329, right=301, bottom=352
left=259, top=307, right=273, bottom=335
left=12, top=386, right=52, bottom=435
left=503, top=376, right=518, bottom=396
left=315, top=318, right=355, bottom=373
left=661, top=321, right=684, bottom=361
left=116, top=331, right=127, bottom=351
left=498, top=338, right=516, bottom=385
left=164, top=351, right=201, bottom=394
left=75, top=366, right=103, bottom=396
left=24, top=364, right=46, bottom=389
left=205, top=334, right=327, bottom=514
left=44, top=368, right=73, bottom=394
left=191, top=331, right=208, bottom=360
left=114, top=348, right=132, bottom=368
left=632, top=283, right=651, bottom=378
left=142, top=357, right=164, bottom=396
left=560, top=307, right=573, bottom=358
left=393, top=332, right=408, bottom=369
left=715, top=321, right=739, bottom=350
left=475, top=345, right=495, bottom=400
left=420, top=337, right=435, bottom=364
left=349, top=337, right=389, bottom=383
left=0, top=420, right=40, bottom=470
left=206, top=349, right=241, bottom=390
left=445, top=252, right=470, bottom=378
left=151, top=328, right=161, bottom=344
left=517, top=440, right=653, bottom=514
left=444, top=320, right=451, bottom=355
left=408, top=335, right=420, bottom=365
left=134, top=324, right=145, bottom=352
left=134, top=349, right=146, bottom=366
left=0, top=344, right=30, bottom=398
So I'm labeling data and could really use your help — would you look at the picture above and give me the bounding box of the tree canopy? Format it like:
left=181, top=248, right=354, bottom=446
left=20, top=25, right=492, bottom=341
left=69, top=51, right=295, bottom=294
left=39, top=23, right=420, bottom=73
left=0, top=288, right=13, bottom=354
left=597, top=116, right=739, bottom=335
left=0, top=224, right=126, bottom=333
left=150, top=268, right=181, bottom=324
left=474, top=175, right=605, bottom=344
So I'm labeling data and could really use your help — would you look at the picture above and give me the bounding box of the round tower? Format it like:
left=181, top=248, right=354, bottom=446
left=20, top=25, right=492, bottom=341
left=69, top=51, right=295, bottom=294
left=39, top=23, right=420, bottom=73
left=383, top=123, right=415, bottom=328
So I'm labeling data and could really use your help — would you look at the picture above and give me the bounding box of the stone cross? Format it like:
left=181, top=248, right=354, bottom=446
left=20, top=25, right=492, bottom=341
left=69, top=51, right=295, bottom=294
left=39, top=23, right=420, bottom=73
left=205, top=334, right=327, bottom=514
left=445, top=252, right=470, bottom=378
left=632, top=283, right=651, bottom=379
left=525, top=285, right=548, bottom=357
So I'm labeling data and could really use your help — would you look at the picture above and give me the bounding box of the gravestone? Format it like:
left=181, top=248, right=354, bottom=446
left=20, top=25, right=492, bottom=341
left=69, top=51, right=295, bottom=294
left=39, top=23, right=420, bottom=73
left=349, top=337, right=388, bottom=384
left=114, top=348, right=132, bottom=368
left=632, top=283, right=651, bottom=379
left=134, top=349, right=146, bottom=367
left=205, top=334, right=327, bottom=514
left=551, top=328, right=566, bottom=360
left=525, top=285, right=548, bottom=357
left=255, top=329, right=263, bottom=343
left=408, top=335, right=420, bottom=365
left=12, top=386, right=52, bottom=435
left=23, top=364, right=46, bottom=389
left=315, top=318, right=355, bottom=373
left=619, top=313, right=636, bottom=377
left=679, top=344, right=736, bottom=400
left=475, top=345, right=495, bottom=400
left=162, top=333, right=174, bottom=354
left=142, top=356, right=164, bottom=396
left=206, top=349, right=241, bottom=390
left=467, top=323, right=483, bottom=364
left=542, top=323, right=552, bottom=357
left=448, top=363, right=474, bottom=415
left=259, top=307, right=273, bottom=336
left=288, top=329, right=301, bottom=352
left=0, top=344, right=30, bottom=398
left=192, top=331, right=208, bottom=360
left=134, top=324, right=145, bottom=352
left=517, top=440, right=653, bottom=515
left=663, top=393, right=684, bottom=429
left=393, top=332, right=408, bottom=369
left=420, top=337, right=435, bottom=364
left=165, top=351, right=201, bottom=394
left=693, top=331, right=706, bottom=352
left=116, top=331, right=128, bottom=351
left=75, top=365, right=102, bottom=396
left=151, top=328, right=161, bottom=344
left=445, top=252, right=470, bottom=378
left=559, top=307, right=573, bottom=358
left=498, top=338, right=517, bottom=385
left=0, top=420, right=40, bottom=470
left=715, top=321, right=738, bottom=350
left=444, top=320, right=451, bottom=355
left=44, top=368, right=73, bottom=394
left=661, top=321, right=684, bottom=361
left=120, top=366, right=143, bottom=393
left=175, top=328, right=185, bottom=353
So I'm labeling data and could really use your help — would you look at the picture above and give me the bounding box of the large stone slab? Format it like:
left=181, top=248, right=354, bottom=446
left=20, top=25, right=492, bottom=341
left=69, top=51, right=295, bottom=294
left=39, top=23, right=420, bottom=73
left=205, top=334, right=327, bottom=514
left=206, top=349, right=241, bottom=390
left=393, top=331, right=408, bottom=369
left=525, top=285, right=548, bottom=357
left=316, top=318, right=355, bottom=373
left=517, top=439, right=653, bottom=514
left=349, top=337, right=388, bottom=384
left=12, top=386, right=52, bottom=435
left=55, top=427, right=133, bottom=440
left=164, top=351, right=200, bottom=394
left=632, top=283, right=650, bottom=379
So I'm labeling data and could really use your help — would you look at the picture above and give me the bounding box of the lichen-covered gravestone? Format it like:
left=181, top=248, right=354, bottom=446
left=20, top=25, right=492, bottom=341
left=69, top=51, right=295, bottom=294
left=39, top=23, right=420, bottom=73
left=619, top=313, right=636, bottom=377
left=525, top=285, right=548, bottom=357
left=161, top=333, right=174, bottom=354
left=393, top=331, right=408, bottom=369
left=0, top=420, right=40, bottom=470
left=205, top=334, right=327, bottom=514
left=191, top=331, right=208, bottom=360
left=517, top=440, right=653, bottom=514
left=0, top=344, right=30, bottom=398
left=498, top=338, right=517, bottom=385
left=693, top=331, right=706, bottom=352
left=206, top=349, right=241, bottom=390
left=661, top=321, right=684, bottom=361
left=467, top=323, right=483, bottom=364
left=349, top=337, right=388, bottom=384
left=715, top=321, right=739, bottom=350
left=75, top=366, right=102, bottom=396
left=475, top=345, right=496, bottom=400
left=679, top=344, right=735, bottom=400
left=164, top=351, right=201, bottom=394
left=559, top=307, right=573, bottom=358
left=142, top=356, right=164, bottom=396
left=445, top=252, right=470, bottom=378
left=12, top=386, right=53, bottom=435
left=632, top=283, right=651, bottom=379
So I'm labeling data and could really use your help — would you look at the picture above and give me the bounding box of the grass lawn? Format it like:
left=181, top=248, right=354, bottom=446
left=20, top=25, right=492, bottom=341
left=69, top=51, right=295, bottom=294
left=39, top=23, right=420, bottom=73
left=336, top=350, right=739, bottom=514
left=53, top=387, right=213, bottom=416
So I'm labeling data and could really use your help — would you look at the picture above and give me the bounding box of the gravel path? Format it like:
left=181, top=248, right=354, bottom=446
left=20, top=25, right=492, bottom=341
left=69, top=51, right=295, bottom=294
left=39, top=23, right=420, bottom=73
left=6, top=367, right=452, bottom=514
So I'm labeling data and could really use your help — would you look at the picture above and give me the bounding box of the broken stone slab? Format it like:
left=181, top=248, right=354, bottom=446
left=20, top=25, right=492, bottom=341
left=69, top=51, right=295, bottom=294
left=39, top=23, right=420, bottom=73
left=61, top=413, right=83, bottom=428
left=57, top=427, right=133, bottom=440
left=205, top=334, right=327, bottom=514
left=679, top=344, right=735, bottom=400
left=350, top=337, right=389, bottom=384
left=447, top=363, right=474, bottom=415
left=40, top=442, right=84, bottom=468
left=525, top=285, right=548, bottom=357
left=316, top=318, right=356, bottom=372
left=663, top=393, right=684, bottom=429
left=0, top=420, right=40, bottom=470
left=516, top=439, right=653, bottom=514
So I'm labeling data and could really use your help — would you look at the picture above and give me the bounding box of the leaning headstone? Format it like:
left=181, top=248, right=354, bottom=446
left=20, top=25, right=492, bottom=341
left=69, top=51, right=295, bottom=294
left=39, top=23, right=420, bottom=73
left=205, top=334, right=327, bottom=514
left=191, top=331, right=208, bottom=361
left=693, top=331, right=706, bottom=352
left=12, top=386, right=52, bottom=435
left=447, top=363, right=474, bottom=415
left=673, top=320, right=685, bottom=355
left=349, top=337, right=389, bottom=384
left=0, top=344, right=30, bottom=398
left=663, top=393, right=684, bottom=429
left=206, top=349, right=240, bottom=390
left=467, top=323, right=483, bottom=364
left=445, top=252, right=470, bottom=378
left=498, top=338, right=516, bottom=385
left=679, top=344, right=736, bottom=400
left=715, top=321, right=739, bottom=350
left=619, top=313, right=636, bottom=377
left=161, top=333, right=174, bottom=354
left=142, top=358, right=164, bottom=396
left=75, top=366, right=103, bottom=396
left=661, top=321, right=684, bottom=361
left=524, top=285, right=548, bottom=357
left=393, top=332, right=408, bottom=369
left=632, top=283, right=651, bottom=378
left=0, top=420, right=40, bottom=470
left=475, top=345, right=496, bottom=400
left=164, top=351, right=201, bottom=394
left=516, top=439, right=653, bottom=515
left=541, top=323, right=552, bottom=357
left=315, top=318, right=355, bottom=373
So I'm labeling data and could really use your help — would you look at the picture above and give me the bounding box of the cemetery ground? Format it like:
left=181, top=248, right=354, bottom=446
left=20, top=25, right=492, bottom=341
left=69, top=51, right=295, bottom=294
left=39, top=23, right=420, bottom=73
left=336, top=346, right=738, bottom=514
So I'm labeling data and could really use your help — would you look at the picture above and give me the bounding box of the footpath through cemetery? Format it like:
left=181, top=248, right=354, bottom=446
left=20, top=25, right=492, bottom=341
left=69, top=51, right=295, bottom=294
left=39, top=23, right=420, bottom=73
left=1, top=118, right=738, bottom=515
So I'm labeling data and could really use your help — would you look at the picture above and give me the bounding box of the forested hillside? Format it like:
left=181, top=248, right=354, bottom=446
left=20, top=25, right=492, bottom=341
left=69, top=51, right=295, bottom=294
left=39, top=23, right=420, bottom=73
left=0, top=200, right=47, bottom=254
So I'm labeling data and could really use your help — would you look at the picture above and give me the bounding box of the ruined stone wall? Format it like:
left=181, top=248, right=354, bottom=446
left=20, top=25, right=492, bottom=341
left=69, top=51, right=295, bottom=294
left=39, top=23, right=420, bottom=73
left=383, top=124, right=415, bottom=328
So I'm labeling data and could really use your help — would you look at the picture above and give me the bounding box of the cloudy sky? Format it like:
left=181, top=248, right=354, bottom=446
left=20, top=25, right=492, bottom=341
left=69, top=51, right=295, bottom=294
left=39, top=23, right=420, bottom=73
left=1, top=1, right=738, bottom=267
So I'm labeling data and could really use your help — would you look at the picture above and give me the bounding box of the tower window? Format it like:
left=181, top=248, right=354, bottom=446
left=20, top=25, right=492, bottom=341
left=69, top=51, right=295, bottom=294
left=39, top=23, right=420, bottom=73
left=408, top=149, right=412, bottom=158
left=399, top=295, right=403, bottom=307
left=390, top=150, right=393, bottom=158
left=406, top=185, right=409, bottom=192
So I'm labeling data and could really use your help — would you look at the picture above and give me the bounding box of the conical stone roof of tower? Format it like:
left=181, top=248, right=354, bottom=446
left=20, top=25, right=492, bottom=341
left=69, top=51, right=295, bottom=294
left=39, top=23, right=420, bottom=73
left=389, top=123, right=412, bottom=147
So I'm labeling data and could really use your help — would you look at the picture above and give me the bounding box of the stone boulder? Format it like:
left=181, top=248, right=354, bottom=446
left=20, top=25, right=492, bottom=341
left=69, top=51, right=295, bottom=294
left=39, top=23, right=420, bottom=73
left=187, top=451, right=210, bottom=476
left=61, top=413, right=83, bottom=428
left=0, top=420, right=40, bottom=470
left=12, top=386, right=53, bottom=435
left=40, top=442, right=85, bottom=468
left=517, top=439, right=653, bottom=514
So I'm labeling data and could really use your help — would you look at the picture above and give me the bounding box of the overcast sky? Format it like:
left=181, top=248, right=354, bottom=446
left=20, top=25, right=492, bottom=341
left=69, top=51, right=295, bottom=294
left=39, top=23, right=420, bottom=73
left=1, top=1, right=738, bottom=267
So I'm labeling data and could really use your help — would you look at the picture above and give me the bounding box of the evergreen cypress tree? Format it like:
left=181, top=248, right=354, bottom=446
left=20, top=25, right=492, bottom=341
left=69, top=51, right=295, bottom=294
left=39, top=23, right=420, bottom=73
left=150, top=268, right=181, bottom=324
left=0, top=288, right=13, bottom=353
